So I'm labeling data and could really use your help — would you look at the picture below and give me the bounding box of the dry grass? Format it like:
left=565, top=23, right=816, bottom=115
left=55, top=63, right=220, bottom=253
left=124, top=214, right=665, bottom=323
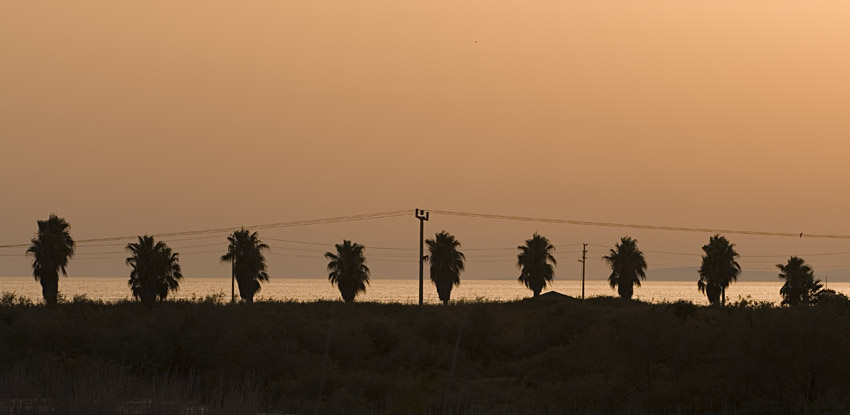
left=0, top=365, right=264, bottom=415
left=3, top=294, right=850, bottom=414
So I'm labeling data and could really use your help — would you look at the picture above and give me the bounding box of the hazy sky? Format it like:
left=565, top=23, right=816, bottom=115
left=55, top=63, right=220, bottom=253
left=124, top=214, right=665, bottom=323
left=2, top=1, right=849, bottom=282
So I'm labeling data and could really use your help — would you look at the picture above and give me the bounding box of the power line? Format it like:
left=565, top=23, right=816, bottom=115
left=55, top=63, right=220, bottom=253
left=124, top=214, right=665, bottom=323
left=1, top=245, right=580, bottom=260
left=263, top=237, right=417, bottom=251
left=591, top=242, right=850, bottom=260
left=4, top=240, right=845, bottom=263
left=265, top=239, right=582, bottom=252
left=2, top=242, right=231, bottom=258
left=6, top=207, right=850, bottom=265
left=5, top=251, right=850, bottom=268
left=75, top=242, right=229, bottom=256
left=70, top=250, right=225, bottom=261
left=265, top=237, right=585, bottom=252
left=746, top=251, right=850, bottom=258
left=467, top=259, right=518, bottom=263
left=0, top=210, right=410, bottom=249
left=268, top=252, right=327, bottom=259
left=429, top=209, right=850, bottom=240
left=74, top=233, right=232, bottom=248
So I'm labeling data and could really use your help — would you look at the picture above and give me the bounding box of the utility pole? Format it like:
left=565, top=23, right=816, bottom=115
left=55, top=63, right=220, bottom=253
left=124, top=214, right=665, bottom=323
left=577, top=243, right=587, bottom=299
left=415, top=208, right=430, bottom=306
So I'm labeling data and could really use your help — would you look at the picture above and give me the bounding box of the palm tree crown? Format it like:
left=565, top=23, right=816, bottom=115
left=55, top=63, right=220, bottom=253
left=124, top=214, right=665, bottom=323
left=604, top=236, right=647, bottom=300
left=777, top=256, right=822, bottom=306
left=698, top=234, right=741, bottom=305
left=221, top=229, right=269, bottom=303
left=126, top=236, right=183, bottom=304
left=517, top=233, right=557, bottom=297
left=325, top=240, right=370, bottom=303
left=26, top=214, right=76, bottom=305
left=426, top=231, right=466, bottom=305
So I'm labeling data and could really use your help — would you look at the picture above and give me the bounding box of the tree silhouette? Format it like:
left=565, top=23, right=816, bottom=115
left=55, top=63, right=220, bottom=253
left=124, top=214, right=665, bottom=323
left=604, top=236, right=647, bottom=300
left=126, top=236, right=183, bottom=305
left=221, top=229, right=269, bottom=303
left=325, top=240, right=370, bottom=303
left=26, top=214, right=76, bottom=305
left=517, top=233, right=557, bottom=297
left=777, top=256, right=822, bottom=306
left=698, top=234, right=741, bottom=306
left=426, top=231, right=465, bottom=305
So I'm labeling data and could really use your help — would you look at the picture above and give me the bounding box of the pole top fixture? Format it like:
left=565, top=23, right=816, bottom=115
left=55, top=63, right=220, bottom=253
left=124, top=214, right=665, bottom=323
left=415, top=209, right=430, bottom=221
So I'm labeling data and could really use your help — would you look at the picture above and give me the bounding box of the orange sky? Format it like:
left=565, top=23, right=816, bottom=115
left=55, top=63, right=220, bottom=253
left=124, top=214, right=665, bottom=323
left=2, top=1, right=850, bottom=281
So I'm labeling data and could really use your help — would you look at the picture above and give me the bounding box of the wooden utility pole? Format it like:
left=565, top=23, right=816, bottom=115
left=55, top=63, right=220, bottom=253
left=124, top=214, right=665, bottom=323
left=578, top=243, right=587, bottom=299
left=415, top=209, right=430, bottom=306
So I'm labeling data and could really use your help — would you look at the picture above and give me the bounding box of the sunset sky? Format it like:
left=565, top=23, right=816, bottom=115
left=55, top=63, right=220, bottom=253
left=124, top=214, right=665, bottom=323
left=2, top=1, right=849, bottom=281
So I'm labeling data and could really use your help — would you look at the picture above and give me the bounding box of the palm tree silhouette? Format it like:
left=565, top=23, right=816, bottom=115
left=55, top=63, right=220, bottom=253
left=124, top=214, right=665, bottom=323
left=604, top=236, right=647, bottom=300
left=517, top=233, right=557, bottom=297
left=126, top=236, right=183, bottom=304
left=26, top=214, right=76, bottom=305
left=777, top=256, right=822, bottom=306
left=698, top=234, right=741, bottom=305
left=426, top=231, right=466, bottom=305
left=221, top=229, right=269, bottom=303
left=325, top=240, right=370, bottom=303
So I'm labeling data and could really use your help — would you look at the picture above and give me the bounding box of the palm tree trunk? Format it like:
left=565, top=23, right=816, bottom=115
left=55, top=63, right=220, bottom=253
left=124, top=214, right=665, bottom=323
left=437, top=283, right=452, bottom=305
left=231, top=260, right=235, bottom=304
left=722, top=287, right=726, bottom=306
left=41, top=272, right=59, bottom=305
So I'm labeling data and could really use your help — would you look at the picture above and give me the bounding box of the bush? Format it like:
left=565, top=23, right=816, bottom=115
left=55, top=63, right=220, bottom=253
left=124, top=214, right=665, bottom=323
left=1, top=298, right=850, bottom=413
left=0, top=292, right=34, bottom=307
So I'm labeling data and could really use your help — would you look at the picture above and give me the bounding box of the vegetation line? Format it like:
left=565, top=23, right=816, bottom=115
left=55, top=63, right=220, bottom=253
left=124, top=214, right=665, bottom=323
left=8, top=213, right=847, bottom=305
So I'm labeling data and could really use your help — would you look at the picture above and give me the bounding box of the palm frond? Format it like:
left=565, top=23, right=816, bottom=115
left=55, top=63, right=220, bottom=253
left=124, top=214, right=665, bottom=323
left=326, top=240, right=370, bottom=302
left=603, top=236, right=647, bottom=299
left=516, top=233, right=557, bottom=296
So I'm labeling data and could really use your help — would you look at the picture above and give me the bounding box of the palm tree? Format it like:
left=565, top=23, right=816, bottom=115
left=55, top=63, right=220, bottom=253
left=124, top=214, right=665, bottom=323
left=778, top=256, right=822, bottom=306
left=221, top=229, right=269, bottom=303
left=26, top=214, right=76, bottom=305
left=604, top=236, right=647, bottom=300
left=426, top=231, right=466, bottom=305
left=517, top=233, right=557, bottom=297
left=325, top=240, right=370, bottom=303
left=126, top=236, right=183, bottom=305
left=697, top=234, right=741, bottom=306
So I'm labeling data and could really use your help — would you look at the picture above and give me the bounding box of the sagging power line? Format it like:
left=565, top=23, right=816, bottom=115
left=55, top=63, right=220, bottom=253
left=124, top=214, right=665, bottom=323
left=428, top=209, right=850, bottom=240
left=4, top=207, right=850, bottom=268
left=0, top=210, right=410, bottom=249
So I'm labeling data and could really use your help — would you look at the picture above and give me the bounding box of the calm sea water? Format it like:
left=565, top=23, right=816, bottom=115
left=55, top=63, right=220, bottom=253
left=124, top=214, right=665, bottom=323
left=2, top=276, right=847, bottom=305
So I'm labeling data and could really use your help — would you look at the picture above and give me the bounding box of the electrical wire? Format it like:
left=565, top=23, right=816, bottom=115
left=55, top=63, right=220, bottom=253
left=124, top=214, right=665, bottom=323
left=6, top=208, right=850, bottom=268
left=0, top=210, right=410, bottom=248
left=428, top=209, right=850, bottom=240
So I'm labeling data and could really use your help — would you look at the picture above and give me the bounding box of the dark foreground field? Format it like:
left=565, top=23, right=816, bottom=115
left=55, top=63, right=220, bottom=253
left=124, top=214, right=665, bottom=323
left=2, top=294, right=850, bottom=415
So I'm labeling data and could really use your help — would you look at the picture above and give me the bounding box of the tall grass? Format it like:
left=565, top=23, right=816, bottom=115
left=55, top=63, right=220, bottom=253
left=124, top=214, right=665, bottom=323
left=0, top=365, right=261, bottom=414
left=2, top=293, right=850, bottom=414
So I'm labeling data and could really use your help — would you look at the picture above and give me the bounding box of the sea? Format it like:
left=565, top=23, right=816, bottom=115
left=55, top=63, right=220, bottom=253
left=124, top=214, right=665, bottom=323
left=2, top=276, right=847, bottom=305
